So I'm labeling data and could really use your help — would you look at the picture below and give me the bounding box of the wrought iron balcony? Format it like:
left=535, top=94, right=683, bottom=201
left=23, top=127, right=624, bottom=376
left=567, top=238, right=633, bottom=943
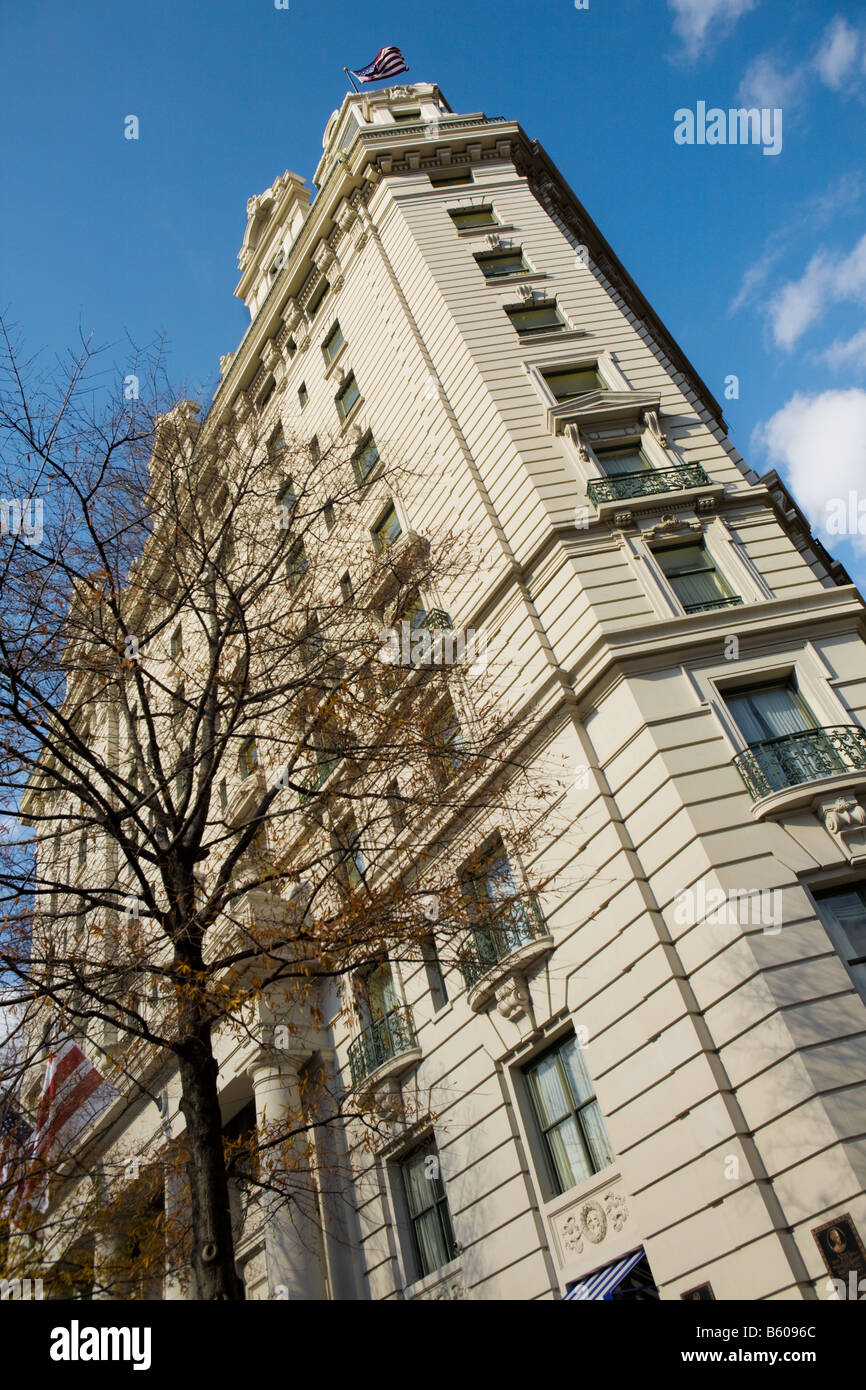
left=733, top=724, right=866, bottom=801
left=421, top=608, right=453, bottom=631
left=683, top=596, right=743, bottom=614
left=457, top=894, right=548, bottom=992
left=347, top=1007, right=418, bottom=1087
left=586, top=463, right=712, bottom=508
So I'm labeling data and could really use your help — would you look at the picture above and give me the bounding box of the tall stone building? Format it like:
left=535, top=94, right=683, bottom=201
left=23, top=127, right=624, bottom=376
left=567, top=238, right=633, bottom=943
left=22, top=82, right=866, bottom=1301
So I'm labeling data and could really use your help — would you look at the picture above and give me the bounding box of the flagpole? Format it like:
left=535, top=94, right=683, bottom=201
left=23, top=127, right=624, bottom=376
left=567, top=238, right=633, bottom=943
left=344, top=66, right=360, bottom=93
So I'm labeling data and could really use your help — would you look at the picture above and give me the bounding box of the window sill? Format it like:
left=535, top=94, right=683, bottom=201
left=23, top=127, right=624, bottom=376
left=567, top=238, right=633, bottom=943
left=518, top=327, right=588, bottom=347
left=403, top=1257, right=466, bottom=1301
left=457, top=222, right=515, bottom=237
left=338, top=395, right=365, bottom=431
left=484, top=271, right=549, bottom=289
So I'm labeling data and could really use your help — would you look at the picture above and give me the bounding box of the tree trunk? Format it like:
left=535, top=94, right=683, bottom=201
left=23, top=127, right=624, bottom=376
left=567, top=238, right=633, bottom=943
left=177, top=1016, right=245, bottom=1300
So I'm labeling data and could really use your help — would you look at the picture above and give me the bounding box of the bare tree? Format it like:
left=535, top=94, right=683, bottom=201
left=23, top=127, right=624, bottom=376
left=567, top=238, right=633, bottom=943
left=0, top=325, right=556, bottom=1299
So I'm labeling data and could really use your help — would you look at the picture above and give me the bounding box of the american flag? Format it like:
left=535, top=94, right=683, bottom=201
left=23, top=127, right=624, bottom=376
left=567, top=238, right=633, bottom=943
left=0, top=1095, right=34, bottom=1225
left=350, top=46, right=409, bottom=84
left=1, top=1039, right=117, bottom=1226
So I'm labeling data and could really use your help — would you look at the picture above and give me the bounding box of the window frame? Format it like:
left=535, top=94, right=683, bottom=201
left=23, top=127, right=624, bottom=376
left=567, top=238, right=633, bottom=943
left=398, top=1141, right=458, bottom=1282
left=523, top=1034, right=614, bottom=1199
left=506, top=299, right=567, bottom=336
left=371, top=501, right=403, bottom=552
left=448, top=204, right=497, bottom=231
left=335, top=372, right=361, bottom=422
left=321, top=320, right=345, bottom=367
left=474, top=248, right=532, bottom=280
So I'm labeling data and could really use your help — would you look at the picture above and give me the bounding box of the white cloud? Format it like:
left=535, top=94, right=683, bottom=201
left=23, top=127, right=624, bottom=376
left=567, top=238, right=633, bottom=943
left=737, top=54, right=808, bottom=110
left=668, top=0, right=758, bottom=59
left=768, top=234, right=866, bottom=350
left=814, top=16, right=862, bottom=90
left=820, top=329, right=866, bottom=371
left=755, top=389, right=866, bottom=553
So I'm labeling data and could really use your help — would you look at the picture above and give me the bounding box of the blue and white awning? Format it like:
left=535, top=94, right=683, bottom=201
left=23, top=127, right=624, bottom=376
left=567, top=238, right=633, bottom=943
left=563, top=1249, right=645, bottom=1301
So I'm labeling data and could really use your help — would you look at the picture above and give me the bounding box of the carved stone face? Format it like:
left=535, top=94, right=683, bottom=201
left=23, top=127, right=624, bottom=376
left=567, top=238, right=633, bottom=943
left=581, top=1202, right=606, bottom=1243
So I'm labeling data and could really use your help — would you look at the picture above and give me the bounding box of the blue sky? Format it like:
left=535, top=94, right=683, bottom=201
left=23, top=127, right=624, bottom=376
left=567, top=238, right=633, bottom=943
left=2, top=0, right=864, bottom=586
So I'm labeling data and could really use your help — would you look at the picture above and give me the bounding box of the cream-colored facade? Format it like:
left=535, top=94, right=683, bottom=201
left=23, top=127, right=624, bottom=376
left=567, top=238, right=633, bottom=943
left=28, top=82, right=866, bottom=1301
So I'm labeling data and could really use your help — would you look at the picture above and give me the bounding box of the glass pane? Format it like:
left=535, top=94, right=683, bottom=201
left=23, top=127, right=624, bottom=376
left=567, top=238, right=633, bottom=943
left=374, top=505, right=402, bottom=548
left=450, top=207, right=494, bottom=227
left=402, top=1151, right=431, bottom=1217
left=544, top=368, right=602, bottom=400
left=356, top=439, right=380, bottom=480
left=671, top=568, right=727, bottom=608
left=508, top=304, right=563, bottom=333
left=546, top=1115, right=592, bottom=1190
left=818, top=888, right=866, bottom=959
left=478, top=253, right=527, bottom=277
left=337, top=376, right=360, bottom=418
left=561, top=1037, right=596, bottom=1106
left=527, top=1053, right=572, bottom=1126
left=595, top=446, right=650, bottom=476
left=728, top=686, right=813, bottom=743
left=366, top=964, right=397, bottom=1020
left=413, top=1208, right=450, bottom=1277
left=579, top=1100, right=614, bottom=1171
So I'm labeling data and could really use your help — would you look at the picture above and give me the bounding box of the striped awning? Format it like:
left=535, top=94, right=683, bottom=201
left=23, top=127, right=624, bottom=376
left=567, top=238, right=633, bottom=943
left=563, top=1249, right=645, bottom=1301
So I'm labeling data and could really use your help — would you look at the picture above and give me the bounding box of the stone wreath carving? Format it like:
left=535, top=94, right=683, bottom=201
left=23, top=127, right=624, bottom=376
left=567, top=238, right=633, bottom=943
left=561, top=1192, right=629, bottom=1256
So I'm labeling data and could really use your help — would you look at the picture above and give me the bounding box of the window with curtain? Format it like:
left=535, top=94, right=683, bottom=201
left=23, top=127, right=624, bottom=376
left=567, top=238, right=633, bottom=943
left=594, top=443, right=652, bottom=476
left=525, top=1035, right=614, bottom=1195
left=654, top=543, right=738, bottom=613
left=399, top=1142, right=457, bottom=1280
left=358, top=961, right=397, bottom=1026
left=815, top=884, right=866, bottom=1002
left=725, top=683, right=815, bottom=745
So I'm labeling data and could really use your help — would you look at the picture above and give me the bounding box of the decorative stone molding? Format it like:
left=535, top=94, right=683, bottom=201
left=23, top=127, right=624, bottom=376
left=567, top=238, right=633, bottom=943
left=495, top=976, right=532, bottom=1022
left=614, top=510, right=634, bottom=529
left=818, top=794, right=866, bottom=862
left=644, top=408, right=672, bottom=452
left=644, top=514, right=702, bottom=541
left=313, top=241, right=334, bottom=273
left=219, top=353, right=234, bottom=377
left=546, top=388, right=661, bottom=437
left=555, top=1187, right=631, bottom=1259
left=697, top=496, right=717, bottom=513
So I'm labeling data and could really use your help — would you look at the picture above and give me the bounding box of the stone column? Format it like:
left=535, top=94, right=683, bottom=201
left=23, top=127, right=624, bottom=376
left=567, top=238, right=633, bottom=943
left=92, top=1227, right=127, bottom=1300
left=248, top=1053, right=327, bottom=1300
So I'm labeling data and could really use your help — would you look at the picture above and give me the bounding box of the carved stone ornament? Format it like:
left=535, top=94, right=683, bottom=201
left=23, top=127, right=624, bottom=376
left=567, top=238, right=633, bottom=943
left=604, top=1192, right=629, bottom=1233
left=578, top=1200, right=607, bottom=1244
left=485, top=233, right=502, bottom=250
left=567, top=423, right=589, bottom=462
left=697, top=497, right=717, bottom=513
left=562, top=1215, right=583, bottom=1255
left=614, top=510, right=634, bottom=529
left=644, top=514, right=701, bottom=541
left=819, top=795, right=866, bottom=861
left=495, top=976, right=531, bottom=1021
left=517, top=284, right=535, bottom=302
left=643, top=408, right=671, bottom=451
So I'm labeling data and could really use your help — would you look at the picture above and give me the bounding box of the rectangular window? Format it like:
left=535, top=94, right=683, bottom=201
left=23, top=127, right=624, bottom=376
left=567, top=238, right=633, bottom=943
left=815, top=884, right=866, bottom=1001
left=543, top=366, right=604, bottom=401
left=324, top=500, right=336, bottom=531
left=268, top=426, right=286, bottom=458
left=393, top=108, right=421, bottom=123
left=286, top=337, right=297, bottom=359
left=399, top=1143, right=457, bottom=1280
left=725, top=682, right=815, bottom=745
left=655, top=543, right=738, bottom=614
left=286, top=539, right=309, bottom=590
left=372, top=503, right=403, bottom=551
left=449, top=205, right=496, bottom=230
left=386, top=779, right=407, bottom=833
left=239, top=736, right=258, bottom=779
left=337, top=819, right=366, bottom=891
left=475, top=249, right=530, bottom=279
left=525, top=1035, right=614, bottom=1195
left=170, top=624, right=183, bottom=660
left=307, top=280, right=329, bottom=318
left=218, top=778, right=228, bottom=814
left=431, top=700, right=466, bottom=784
left=298, top=382, right=308, bottom=409
left=336, top=373, right=361, bottom=421
left=340, top=571, right=354, bottom=604
left=354, top=436, right=380, bottom=484
left=422, top=938, right=448, bottom=1011
left=593, top=443, right=651, bottom=476
left=322, top=321, right=345, bottom=366
left=429, top=169, right=472, bottom=187
left=506, top=301, right=566, bottom=335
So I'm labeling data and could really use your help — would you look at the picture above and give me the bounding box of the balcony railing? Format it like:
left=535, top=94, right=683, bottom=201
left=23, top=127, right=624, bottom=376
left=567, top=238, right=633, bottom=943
left=683, top=596, right=743, bottom=614
left=421, top=608, right=453, bottom=631
left=733, top=724, right=866, bottom=801
left=586, top=463, right=711, bottom=508
left=457, top=894, right=548, bottom=991
left=347, top=1007, right=418, bottom=1086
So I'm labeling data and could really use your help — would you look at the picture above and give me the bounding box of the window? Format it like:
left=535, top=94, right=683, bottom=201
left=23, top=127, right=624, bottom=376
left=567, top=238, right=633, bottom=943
left=287, top=337, right=297, bottom=359
left=170, top=624, right=183, bottom=660
left=286, top=539, right=309, bottom=590
left=353, top=436, right=380, bottom=484
left=655, top=543, right=739, bottom=614
left=464, top=837, right=533, bottom=941
left=543, top=365, right=605, bottom=400
left=814, top=884, right=866, bottom=1001
left=386, top=780, right=407, bottom=833
left=475, top=249, right=530, bottom=279
left=725, top=682, right=815, bottom=745
left=594, top=443, right=651, bottom=476
left=431, top=701, right=466, bottom=784
left=171, top=684, right=185, bottom=728
left=307, top=280, right=329, bottom=318
left=299, top=620, right=324, bottom=668
left=372, top=503, right=403, bottom=551
left=422, top=938, right=448, bottom=1011
left=336, top=373, right=361, bottom=422
left=77, top=833, right=88, bottom=869
left=218, top=778, right=228, bottom=815
left=298, top=382, right=308, bottom=409
left=276, top=476, right=296, bottom=509
left=257, top=376, right=276, bottom=410
left=239, top=736, right=258, bottom=779
left=525, top=1035, right=614, bottom=1195
left=340, top=571, right=354, bottom=604
left=393, top=108, right=421, bottom=123
left=322, top=321, right=345, bottom=366
left=337, top=819, right=367, bottom=892
left=309, top=435, right=321, bottom=462
left=324, top=500, right=336, bottom=532
left=429, top=169, right=472, bottom=187
left=399, top=1142, right=457, bottom=1280
left=506, top=300, right=566, bottom=335
left=268, top=426, right=286, bottom=459
left=449, top=205, right=496, bottom=230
